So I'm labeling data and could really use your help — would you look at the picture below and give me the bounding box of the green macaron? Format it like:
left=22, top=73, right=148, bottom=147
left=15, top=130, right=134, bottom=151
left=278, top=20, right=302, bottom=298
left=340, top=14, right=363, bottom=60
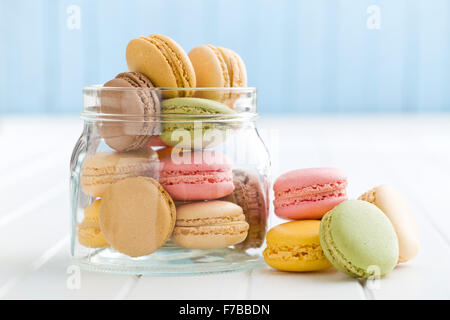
left=160, top=97, right=236, bottom=149
left=319, top=200, right=399, bottom=278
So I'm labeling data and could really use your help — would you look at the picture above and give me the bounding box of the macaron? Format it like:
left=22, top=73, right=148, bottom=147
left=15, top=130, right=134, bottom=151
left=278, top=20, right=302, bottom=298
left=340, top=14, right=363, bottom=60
left=359, top=185, right=420, bottom=263
left=147, top=136, right=169, bottom=148
left=99, top=177, right=176, bottom=257
left=172, top=200, right=249, bottom=249
left=159, top=150, right=234, bottom=201
left=81, top=150, right=158, bottom=198
left=320, top=200, right=399, bottom=278
left=100, top=72, right=161, bottom=152
left=126, top=34, right=196, bottom=97
left=222, top=170, right=268, bottom=250
left=77, top=200, right=109, bottom=248
left=160, top=97, right=235, bottom=149
left=273, top=168, right=348, bottom=220
left=188, top=45, right=247, bottom=105
left=263, top=221, right=332, bottom=272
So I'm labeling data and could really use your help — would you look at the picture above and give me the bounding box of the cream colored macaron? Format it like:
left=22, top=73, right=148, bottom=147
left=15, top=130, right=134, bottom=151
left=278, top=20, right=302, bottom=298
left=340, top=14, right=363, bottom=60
left=359, top=185, right=420, bottom=263
left=99, top=177, right=176, bottom=257
left=81, top=151, right=159, bottom=198
left=172, top=200, right=249, bottom=249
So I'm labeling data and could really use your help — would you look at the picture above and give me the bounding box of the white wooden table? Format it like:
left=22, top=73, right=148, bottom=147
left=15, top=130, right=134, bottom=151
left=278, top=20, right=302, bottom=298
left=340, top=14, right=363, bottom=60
left=0, top=115, right=449, bottom=300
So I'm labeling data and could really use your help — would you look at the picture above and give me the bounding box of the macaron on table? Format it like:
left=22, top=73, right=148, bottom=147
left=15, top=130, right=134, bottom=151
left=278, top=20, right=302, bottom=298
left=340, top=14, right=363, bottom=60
left=71, top=34, right=271, bottom=275
left=3, top=108, right=449, bottom=299
left=24, top=32, right=437, bottom=299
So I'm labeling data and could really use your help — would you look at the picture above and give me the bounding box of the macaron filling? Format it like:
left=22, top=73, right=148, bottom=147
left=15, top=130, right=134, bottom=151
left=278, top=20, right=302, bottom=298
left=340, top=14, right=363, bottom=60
left=264, top=244, right=327, bottom=262
left=174, top=222, right=249, bottom=236
left=274, top=180, right=347, bottom=208
left=176, top=214, right=245, bottom=227
left=160, top=170, right=232, bottom=185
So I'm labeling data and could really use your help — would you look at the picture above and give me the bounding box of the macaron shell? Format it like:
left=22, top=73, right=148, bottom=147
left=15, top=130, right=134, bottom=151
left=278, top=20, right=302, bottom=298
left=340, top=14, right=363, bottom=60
left=263, top=221, right=332, bottom=272
left=98, top=177, right=176, bottom=257
left=162, top=178, right=234, bottom=201
left=274, top=167, right=347, bottom=192
left=222, top=169, right=268, bottom=249
left=320, top=200, right=399, bottom=278
left=275, top=195, right=348, bottom=220
left=126, top=34, right=196, bottom=97
left=188, top=45, right=247, bottom=107
left=264, top=251, right=332, bottom=272
left=81, top=151, right=159, bottom=197
left=188, top=45, right=230, bottom=88
left=172, top=201, right=249, bottom=249
left=217, top=47, right=247, bottom=87
left=100, top=72, right=161, bottom=152
left=160, top=97, right=235, bottom=149
left=359, top=185, right=420, bottom=263
left=159, top=150, right=234, bottom=201
left=175, top=200, right=245, bottom=227
left=173, top=222, right=249, bottom=249
left=273, top=168, right=348, bottom=220
left=77, top=200, right=109, bottom=248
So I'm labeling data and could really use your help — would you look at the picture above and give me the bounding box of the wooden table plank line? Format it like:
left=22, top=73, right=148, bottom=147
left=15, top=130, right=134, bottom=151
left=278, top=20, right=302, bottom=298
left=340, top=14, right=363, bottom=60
left=358, top=279, right=376, bottom=300
left=0, top=150, right=68, bottom=191
left=244, top=269, right=253, bottom=300
left=353, top=146, right=450, bottom=299
left=0, top=235, right=69, bottom=299
left=384, top=162, right=450, bottom=251
left=0, top=181, right=66, bottom=226
left=114, top=276, right=141, bottom=300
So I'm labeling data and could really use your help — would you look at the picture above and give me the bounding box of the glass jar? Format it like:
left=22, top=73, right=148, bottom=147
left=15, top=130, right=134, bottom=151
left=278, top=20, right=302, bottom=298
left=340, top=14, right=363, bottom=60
left=70, top=87, right=270, bottom=275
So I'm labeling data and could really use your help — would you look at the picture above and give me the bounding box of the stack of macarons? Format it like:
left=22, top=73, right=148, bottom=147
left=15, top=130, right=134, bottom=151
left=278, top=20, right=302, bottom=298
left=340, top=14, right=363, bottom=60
left=99, top=34, right=249, bottom=154
left=264, top=168, right=420, bottom=279
left=77, top=34, right=269, bottom=258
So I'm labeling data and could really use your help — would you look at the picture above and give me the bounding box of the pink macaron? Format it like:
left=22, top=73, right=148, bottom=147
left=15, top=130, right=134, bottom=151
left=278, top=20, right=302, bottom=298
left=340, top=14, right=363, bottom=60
left=273, top=168, right=348, bottom=220
left=159, top=150, right=234, bottom=201
left=147, top=136, right=169, bottom=148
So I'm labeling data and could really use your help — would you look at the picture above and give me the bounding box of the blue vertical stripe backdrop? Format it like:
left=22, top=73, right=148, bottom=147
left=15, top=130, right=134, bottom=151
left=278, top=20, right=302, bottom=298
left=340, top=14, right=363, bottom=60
left=0, top=0, right=449, bottom=114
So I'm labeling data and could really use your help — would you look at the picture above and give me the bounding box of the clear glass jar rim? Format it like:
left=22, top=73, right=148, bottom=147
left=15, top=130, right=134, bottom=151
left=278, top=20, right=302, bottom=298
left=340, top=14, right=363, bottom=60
left=82, top=85, right=258, bottom=122
left=83, top=85, right=257, bottom=92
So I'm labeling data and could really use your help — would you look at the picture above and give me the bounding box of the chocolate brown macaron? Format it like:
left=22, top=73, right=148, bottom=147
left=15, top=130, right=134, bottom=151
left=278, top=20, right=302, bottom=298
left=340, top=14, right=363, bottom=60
left=99, top=177, right=176, bottom=257
left=99, top=72, right=161, bottom=152
left=222, top=170, right=268, bottom=249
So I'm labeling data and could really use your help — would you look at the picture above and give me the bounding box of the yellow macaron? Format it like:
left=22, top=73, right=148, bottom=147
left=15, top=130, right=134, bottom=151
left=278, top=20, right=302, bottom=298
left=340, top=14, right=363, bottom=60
left=77, top=200, right=109, bottom=249
left=263, top=220, right=331, bottom=272
left=126, top=34, right=196, bottom=97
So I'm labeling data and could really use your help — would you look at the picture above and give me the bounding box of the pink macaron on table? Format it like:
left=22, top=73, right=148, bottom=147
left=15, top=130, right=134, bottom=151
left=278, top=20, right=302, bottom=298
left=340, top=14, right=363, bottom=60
left=273, top=168, right=348, bottom=220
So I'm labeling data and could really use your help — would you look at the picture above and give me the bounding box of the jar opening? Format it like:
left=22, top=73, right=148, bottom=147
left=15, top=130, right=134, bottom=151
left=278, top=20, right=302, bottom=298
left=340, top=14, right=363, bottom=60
left=82, top=86, right=257, bottom=122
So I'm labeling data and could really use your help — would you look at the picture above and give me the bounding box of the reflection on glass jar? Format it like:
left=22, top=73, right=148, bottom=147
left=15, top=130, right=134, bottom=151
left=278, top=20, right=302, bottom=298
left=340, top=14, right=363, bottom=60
left=70, top=87, right=270, bottom=275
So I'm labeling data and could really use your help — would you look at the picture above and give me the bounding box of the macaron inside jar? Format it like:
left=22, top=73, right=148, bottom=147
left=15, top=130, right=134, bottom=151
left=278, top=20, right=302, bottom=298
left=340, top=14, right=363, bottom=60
left=99, top=72, right=161, bottom=152
left=172, top=201, right=249, bottom=249
left=159, top=150, right=235, bottom=201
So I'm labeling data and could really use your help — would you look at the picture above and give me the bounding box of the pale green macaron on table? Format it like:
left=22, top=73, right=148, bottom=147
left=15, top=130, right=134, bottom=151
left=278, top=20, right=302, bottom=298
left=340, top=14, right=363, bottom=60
left=320, top=200, right=399, bottom=278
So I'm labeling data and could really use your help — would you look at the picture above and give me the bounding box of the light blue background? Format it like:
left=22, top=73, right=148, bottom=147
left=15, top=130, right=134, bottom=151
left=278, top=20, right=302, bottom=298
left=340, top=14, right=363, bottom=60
left=1, top=0, right=449, bottom=114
